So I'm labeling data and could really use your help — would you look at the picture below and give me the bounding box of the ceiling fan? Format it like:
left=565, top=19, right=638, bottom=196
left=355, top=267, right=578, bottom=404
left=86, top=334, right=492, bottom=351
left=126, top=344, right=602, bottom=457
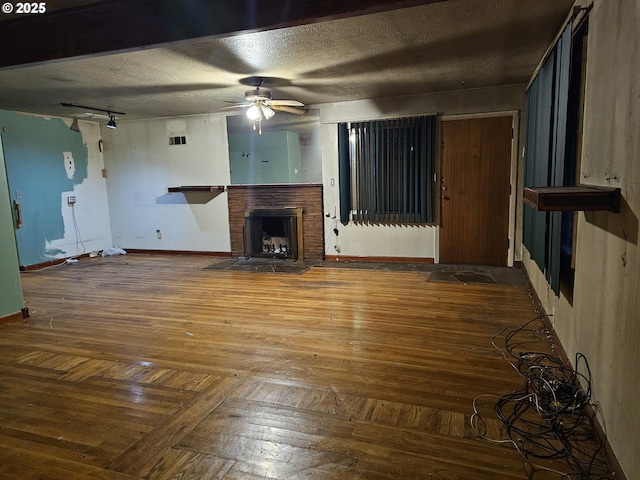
left=224, top=81, right=308, bottom=134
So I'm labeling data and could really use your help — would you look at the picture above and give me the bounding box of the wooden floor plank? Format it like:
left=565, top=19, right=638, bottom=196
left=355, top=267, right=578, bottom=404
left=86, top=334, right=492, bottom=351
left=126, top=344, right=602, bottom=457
left=0, top=254, right=598, bottom=479
left=107, top=376, right=248, bottom=477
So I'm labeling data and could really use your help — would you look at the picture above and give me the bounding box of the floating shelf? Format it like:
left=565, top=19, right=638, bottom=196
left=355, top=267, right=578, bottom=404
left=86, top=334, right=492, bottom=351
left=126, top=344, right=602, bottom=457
left=166, top=185, right=225, bottom=203
left=167, top=185, right=225, bottom=193
left=523, top=185, right=621, bottom=213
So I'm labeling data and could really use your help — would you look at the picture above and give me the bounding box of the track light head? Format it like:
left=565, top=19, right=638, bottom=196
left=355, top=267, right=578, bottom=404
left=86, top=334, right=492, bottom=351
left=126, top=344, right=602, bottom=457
left=60, top=103, right=125, bottom=130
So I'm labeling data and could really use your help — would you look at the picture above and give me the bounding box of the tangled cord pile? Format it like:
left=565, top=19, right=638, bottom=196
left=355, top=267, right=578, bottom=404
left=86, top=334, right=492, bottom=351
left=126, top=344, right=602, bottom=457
left=472, top=316, right=612, bottom=479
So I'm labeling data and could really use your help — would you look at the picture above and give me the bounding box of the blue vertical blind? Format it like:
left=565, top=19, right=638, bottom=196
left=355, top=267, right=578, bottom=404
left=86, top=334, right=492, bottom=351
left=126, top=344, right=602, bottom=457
left=338, top=115, right=436, bottom=225
left=523, top=24, right=573, bottom=295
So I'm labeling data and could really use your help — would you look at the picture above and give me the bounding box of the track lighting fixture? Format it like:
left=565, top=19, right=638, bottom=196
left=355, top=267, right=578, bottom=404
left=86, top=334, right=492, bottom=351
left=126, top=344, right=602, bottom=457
left=61, top=103, right=125, bottom=130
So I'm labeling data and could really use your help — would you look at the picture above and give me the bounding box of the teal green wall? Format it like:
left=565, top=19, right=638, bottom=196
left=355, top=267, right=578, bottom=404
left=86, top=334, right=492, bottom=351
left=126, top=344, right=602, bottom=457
left=228, top=131, right=301, bottom=184
left=0, top=136, right=24, bottom=317
left=0, top=111, right=88, bottom=266
left=286, top=132, right=302, bottom=183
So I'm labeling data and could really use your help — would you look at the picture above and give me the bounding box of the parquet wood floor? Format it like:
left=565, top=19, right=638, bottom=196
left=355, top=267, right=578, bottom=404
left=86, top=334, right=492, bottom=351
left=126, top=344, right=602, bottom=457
left=0, top=254, right=568, bottom=479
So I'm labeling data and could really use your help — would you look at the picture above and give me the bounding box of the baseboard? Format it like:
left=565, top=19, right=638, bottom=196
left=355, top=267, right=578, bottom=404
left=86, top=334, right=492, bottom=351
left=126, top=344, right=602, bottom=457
left=324, top=255, right=434, bottom=263
left=19, top=250, right=231, bottom=271
left=521, top=263, right=628, bottom=480
left=523, top=269, right=572, bottom=367
left=20, top=253, right=90, bottom=271
left=0, top=307, right=29, bottom=326
left=124, top=249, right=232, bottom=257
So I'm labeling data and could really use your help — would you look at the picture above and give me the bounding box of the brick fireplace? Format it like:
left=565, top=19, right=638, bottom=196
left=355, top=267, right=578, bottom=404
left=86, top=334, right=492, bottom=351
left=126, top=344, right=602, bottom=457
left=226, top=184, right=324, bottom=261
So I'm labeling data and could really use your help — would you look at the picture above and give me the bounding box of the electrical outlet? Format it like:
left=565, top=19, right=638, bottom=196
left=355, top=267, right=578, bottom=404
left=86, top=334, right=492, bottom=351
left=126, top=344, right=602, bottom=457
left=67, top=196, right=76, bottom=205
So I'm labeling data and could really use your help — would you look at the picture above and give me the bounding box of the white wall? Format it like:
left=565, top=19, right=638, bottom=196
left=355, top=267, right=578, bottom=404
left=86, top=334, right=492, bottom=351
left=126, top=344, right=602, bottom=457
left=100, top=85, right=525, bottom=260
left=47, top=119, right=113, bottom=257
left=320, top=85, right=526, bottom=260
left=523, top=1, right=640, bottom=477
left=101, top=115, right=231, bottom=252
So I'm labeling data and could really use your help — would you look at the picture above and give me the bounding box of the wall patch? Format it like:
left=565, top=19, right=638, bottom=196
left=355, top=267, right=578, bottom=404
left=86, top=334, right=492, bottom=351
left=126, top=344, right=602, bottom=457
left=64, top=151, right=75, bottom=179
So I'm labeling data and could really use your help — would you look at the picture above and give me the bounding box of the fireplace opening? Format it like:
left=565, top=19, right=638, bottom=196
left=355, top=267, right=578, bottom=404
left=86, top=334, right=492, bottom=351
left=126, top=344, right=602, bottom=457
left=244, top=208, right=303, bottom=259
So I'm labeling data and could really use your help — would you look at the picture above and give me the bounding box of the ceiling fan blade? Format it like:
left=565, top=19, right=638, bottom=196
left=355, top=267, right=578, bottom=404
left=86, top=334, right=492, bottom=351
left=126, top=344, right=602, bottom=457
left=217, top=104, right=250, bottom=111
left=271, top=105, right=309, bottom=115
left=270, top=99, right=306, bottom=107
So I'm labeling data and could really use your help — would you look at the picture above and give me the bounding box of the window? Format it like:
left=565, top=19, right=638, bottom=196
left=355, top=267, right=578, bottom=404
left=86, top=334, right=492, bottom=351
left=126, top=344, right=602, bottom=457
left=523, top=17, right=588, bottom=299
left=337, top=115, right=436, bottom=225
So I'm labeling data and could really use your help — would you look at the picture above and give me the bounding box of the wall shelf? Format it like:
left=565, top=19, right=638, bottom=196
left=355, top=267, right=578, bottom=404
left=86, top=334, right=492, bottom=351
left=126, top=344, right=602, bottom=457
left=166, top=185, right=225, bottom=203
left=167, top=185, right=225, bottom=194
left=523, top=185, right=621, bottom=213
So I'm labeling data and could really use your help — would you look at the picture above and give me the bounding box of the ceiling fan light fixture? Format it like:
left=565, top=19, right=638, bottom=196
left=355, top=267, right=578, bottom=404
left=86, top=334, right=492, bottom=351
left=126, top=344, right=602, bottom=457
left=224, top=84, right=305, bottom=133
left=106, top=114, right=117, bottom=129
left=262, top=105, right=275, bottom=120
left=246, top=104, right=262, bottom=121
left=245, top=88, right=272, bottom=102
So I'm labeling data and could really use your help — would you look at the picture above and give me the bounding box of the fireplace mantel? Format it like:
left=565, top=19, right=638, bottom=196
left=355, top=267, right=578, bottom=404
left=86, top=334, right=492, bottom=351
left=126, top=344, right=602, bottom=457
left=227, top=184, right=323, bottom=191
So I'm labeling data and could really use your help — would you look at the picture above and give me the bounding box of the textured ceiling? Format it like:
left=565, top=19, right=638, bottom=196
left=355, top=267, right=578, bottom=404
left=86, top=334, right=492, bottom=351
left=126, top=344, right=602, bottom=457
left=0, top=0, right=574, bottom=121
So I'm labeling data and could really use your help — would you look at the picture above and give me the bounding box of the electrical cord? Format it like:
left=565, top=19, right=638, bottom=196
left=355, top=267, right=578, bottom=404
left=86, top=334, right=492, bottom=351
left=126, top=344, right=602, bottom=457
left=20, top=202, right=87, bottom=274
left=474, top=317, right=613, bottom=479
left=325, top=212, right=341, bottom=254
left=71, top=203, right=86, bottom=256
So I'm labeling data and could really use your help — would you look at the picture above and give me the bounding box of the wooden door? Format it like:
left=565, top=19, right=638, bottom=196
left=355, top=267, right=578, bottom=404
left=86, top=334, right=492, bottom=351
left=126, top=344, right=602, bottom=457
left=439, top=116, right=512, bottom=265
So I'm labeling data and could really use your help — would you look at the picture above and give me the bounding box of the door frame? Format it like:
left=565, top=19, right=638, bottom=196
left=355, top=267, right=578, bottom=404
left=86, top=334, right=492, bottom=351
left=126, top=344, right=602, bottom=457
left=436, top=110, right=520, bottom=267
left=0, top=133, right=22, bottom=266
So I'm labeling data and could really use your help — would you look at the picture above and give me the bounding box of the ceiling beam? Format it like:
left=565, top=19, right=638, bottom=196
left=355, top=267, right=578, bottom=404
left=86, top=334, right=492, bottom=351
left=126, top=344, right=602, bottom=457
left=0, top=0, right=448, bottom=69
